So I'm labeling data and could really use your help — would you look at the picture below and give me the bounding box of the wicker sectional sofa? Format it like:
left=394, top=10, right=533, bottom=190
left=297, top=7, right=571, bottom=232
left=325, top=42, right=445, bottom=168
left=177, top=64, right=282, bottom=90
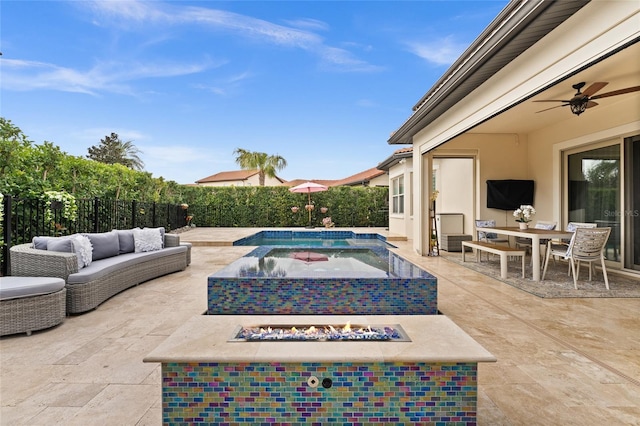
left=9, top=229, right=191, bottom=314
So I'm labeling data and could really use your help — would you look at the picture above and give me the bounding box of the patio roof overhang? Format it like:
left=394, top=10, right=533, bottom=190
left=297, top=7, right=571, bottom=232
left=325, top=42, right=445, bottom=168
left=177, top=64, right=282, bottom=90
left=387, top=0, right=591, bottom=146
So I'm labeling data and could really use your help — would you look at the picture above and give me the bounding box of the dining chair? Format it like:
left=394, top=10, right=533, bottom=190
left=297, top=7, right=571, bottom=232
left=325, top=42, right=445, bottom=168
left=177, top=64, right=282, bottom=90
left=475, top=219, right=509, bottom=245
left=543, top=222, right=597, bottom=269
left=542, top=222, right=611, bottom=289
left=568, top=227, right=612, bottom=289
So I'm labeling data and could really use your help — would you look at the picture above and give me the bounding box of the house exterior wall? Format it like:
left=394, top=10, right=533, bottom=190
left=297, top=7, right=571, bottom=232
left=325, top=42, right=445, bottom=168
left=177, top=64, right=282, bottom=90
left=433, top=157, right=475, bottom=238
left=388, top=160, right=413, bottom=238
left=368, top=173, right=389, bottom=187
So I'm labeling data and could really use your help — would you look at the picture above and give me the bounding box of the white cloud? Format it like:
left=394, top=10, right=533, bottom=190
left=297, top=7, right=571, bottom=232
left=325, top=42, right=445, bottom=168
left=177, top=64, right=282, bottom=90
left=1, top=58, right=213, bottom=95
left=284, top=18, right=330, bottom=32
left=405, top=35, right=467, bottom=66
left=82, top=0, right=377, bottom=71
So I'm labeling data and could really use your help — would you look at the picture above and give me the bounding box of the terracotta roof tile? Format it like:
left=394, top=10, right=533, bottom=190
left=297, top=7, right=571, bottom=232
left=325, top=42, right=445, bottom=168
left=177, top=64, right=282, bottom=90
left=195, top=169, right=259, bottom=183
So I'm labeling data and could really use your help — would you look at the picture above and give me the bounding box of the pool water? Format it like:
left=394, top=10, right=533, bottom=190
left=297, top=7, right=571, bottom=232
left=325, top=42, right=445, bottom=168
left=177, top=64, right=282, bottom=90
left=233, top=230, right=391, bottom=248
left=216, top=247, right=392, bottom=278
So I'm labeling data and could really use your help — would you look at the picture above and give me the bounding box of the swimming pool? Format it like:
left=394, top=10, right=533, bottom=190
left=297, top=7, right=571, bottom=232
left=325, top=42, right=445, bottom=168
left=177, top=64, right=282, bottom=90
left=233, top=230, right=392, bottom=248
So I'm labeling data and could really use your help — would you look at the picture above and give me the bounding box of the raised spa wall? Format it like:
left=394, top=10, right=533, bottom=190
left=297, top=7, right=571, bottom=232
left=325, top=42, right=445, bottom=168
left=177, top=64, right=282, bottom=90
left=208, top=248, right=438, bottom=315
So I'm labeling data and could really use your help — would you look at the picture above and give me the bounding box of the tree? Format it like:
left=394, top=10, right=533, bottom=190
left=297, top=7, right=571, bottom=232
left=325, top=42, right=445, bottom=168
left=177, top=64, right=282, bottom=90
left=233, top=148, right=287, bottom=186
left=87, top=133, right=144, bottom=170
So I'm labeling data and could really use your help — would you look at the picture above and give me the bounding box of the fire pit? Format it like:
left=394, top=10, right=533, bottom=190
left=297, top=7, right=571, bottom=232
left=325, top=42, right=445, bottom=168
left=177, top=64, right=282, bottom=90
left=145, top=315, right=496, bottom=425
left=230, top=322, right=411, bottom=342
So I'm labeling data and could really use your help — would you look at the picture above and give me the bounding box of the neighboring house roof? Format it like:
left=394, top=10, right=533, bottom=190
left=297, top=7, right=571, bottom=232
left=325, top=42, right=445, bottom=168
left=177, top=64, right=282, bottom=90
left=330, top=167, right=387, bottom=187
left=284, top=167, right=386, bottom=188
left=377, top=147, right=413, bottom=171
left=195, top=169, right=260, bottom=184
left=388, top=0, right=590, bottom=146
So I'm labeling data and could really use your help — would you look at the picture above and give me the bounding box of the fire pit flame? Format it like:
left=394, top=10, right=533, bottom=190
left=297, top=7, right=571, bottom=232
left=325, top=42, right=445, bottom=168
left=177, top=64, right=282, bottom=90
left=232, top=322, right=410, bottom=342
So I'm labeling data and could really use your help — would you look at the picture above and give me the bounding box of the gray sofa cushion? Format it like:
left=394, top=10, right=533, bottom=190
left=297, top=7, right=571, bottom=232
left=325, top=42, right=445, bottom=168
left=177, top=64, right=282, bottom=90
left=33, top=236, right=55, bottom=250
left=84, top=231, right=120, bottom=261
left=46, top=237, right=74, bottom=253
left=114, top=229, right=136, bottom=254
left=67, top=245, right=188, bottom=285
left=0, top=277, right=66, bottom=301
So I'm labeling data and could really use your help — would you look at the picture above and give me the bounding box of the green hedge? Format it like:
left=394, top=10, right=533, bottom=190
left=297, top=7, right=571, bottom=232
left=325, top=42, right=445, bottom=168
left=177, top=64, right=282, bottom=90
left=185, top=186, right=389, bottom=228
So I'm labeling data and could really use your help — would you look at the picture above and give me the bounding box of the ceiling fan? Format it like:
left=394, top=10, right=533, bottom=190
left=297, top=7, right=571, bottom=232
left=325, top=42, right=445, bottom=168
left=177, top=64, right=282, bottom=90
left=534, top=81, right=640, bottom=116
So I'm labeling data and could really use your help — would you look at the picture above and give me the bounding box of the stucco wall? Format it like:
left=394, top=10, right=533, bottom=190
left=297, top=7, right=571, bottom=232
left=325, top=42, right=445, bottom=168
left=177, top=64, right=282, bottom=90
left=437, top=134, right=529, bottom=227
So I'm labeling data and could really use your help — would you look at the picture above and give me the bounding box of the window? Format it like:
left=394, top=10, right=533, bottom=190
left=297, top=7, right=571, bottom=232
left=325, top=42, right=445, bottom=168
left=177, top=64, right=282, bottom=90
left=392, top=176, right=404, bottom=214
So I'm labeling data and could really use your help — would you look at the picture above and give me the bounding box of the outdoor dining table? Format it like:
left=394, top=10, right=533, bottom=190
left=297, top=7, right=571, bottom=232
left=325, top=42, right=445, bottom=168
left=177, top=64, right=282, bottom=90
left=476, top=226, right=574, bottom=282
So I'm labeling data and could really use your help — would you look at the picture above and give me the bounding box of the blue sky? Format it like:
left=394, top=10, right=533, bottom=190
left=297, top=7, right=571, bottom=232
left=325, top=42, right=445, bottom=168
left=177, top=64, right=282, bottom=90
left=1, top=1, right=507, bottom=184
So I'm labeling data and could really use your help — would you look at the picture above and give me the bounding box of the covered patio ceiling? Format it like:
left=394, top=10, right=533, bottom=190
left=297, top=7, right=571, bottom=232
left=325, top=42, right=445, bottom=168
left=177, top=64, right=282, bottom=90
left=470, top=41, right=640, bottom=135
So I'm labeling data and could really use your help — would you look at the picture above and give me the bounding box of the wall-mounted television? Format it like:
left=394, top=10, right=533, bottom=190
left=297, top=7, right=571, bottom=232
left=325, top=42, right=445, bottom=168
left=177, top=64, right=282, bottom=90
left=486, top=180, right=534, bottom=211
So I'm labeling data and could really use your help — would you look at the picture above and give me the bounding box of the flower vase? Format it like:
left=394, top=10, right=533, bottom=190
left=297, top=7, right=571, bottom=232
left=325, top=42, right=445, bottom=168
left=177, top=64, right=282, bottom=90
left=519, top=222, right=529, bottom=230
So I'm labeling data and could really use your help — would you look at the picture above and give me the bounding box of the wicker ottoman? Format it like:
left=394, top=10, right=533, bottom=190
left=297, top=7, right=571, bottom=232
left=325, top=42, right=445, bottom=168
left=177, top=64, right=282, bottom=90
left=0, top=277, right=66, bottom=336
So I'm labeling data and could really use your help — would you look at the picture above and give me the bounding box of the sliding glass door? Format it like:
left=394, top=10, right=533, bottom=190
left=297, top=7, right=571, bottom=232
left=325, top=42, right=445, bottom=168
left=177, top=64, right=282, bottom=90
left=625, top=136, right=640, bottom=271
left=566, top=143, right=621, bottom=264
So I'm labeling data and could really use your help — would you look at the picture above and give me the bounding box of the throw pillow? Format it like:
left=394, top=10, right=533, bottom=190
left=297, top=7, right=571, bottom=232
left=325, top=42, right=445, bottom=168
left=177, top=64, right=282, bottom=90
left=71, top=234, right=93, bottom=267
left=133, top=228, right=163, bottom=252
left=33, top=236, right=55, bottom=250
left=144, top=227, right=165, bottom=248
left=84, top=231, right=120, bottom=261
left=114, top=229, right=136, bottom=254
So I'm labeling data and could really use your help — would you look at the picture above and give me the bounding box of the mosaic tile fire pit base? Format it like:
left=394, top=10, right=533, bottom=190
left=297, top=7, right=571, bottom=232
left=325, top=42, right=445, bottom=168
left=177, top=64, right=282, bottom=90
left=145, top=315, right=496, bottom=425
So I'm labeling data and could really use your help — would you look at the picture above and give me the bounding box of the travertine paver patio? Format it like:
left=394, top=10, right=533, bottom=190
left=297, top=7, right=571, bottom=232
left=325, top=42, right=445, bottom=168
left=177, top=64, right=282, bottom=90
left=1, top=227, right=639, bottom=425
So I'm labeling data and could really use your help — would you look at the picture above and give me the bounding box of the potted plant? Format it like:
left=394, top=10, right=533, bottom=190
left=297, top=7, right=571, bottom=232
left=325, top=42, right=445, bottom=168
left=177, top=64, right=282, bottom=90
left=513, top=205, right=536, bottom=229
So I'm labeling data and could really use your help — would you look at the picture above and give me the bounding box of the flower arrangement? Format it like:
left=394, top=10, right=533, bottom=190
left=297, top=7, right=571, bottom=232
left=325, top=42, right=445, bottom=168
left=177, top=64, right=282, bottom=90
left=513, top=205, right=536, bottom=223
left=291, top=206, right=299, bottom=213
left=320, top=207, right=328, bottom=214
left=43, top=191, right=78, bottom=224
left=305, top=204, right=314, bottom=212
left=322, top=217, right=334, bottom=228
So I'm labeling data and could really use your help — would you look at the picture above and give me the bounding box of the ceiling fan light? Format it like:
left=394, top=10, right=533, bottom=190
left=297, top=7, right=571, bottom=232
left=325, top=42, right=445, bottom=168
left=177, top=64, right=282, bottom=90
left=570, top=99, right=588, bottom=116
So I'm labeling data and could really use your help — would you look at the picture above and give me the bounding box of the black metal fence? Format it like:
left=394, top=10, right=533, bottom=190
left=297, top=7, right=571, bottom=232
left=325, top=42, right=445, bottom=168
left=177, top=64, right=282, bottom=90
left=1, top=192, right=390, bottom=275
left=1, top=196, right=189, bottom=276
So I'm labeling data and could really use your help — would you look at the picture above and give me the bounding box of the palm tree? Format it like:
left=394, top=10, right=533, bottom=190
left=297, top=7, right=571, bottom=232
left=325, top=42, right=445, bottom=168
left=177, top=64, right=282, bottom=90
left=87, top=133, right=144, bottom=171
left=233, top=148, right=287, bottom=186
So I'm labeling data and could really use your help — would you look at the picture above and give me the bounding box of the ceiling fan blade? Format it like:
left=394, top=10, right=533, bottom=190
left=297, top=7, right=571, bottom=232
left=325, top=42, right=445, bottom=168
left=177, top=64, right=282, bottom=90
left=585, top=100, right=599, bottom=109
left=535, top=104, right=567, bottom=113
left=582, top=82, right=608, bottom=97
left=590, top=85, right=640, bottom=100
left=532, top=99, right=571, bottom=103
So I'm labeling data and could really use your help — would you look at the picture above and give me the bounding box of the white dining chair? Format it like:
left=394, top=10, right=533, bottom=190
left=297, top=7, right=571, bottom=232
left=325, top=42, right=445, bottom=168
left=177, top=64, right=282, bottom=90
left=542, top=226, right=611, bottom=289
left=568, top=227, right=612, bottom=289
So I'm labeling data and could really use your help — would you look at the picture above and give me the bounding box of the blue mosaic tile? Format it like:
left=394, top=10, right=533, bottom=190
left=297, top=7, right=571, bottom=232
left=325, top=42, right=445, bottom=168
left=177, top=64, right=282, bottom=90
left=161, top=362, right=478, bottom=425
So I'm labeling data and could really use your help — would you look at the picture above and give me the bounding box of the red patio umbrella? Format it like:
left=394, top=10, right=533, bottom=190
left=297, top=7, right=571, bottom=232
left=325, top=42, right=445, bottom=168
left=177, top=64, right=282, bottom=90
left=289, top=181, right=328, bottom=228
